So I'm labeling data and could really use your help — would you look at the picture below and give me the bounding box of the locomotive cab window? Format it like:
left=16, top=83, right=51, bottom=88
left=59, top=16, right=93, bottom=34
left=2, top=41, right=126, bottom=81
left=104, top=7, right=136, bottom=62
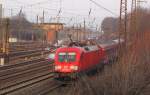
left=68, top=52, right=76, bottom=62
left=58, top=52, right=67, bottom=62
left=58, top=52, right=76, bottom=62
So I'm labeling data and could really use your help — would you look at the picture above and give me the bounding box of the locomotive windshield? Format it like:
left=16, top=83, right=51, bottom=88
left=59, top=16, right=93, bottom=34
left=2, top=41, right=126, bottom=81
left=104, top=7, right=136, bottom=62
left=58, top=52, right=76, bottom=62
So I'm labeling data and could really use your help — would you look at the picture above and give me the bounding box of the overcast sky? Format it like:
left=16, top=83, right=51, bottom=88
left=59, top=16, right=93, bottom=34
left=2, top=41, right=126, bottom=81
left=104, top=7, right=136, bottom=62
left=1, top=0, right=150, bottom=28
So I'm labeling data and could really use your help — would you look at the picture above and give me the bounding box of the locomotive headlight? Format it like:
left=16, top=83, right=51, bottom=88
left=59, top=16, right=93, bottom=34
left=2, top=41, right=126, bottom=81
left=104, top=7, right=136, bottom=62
left=55, top=65, right=61, bottom=70
left=70, top=66, right=78, bottom=71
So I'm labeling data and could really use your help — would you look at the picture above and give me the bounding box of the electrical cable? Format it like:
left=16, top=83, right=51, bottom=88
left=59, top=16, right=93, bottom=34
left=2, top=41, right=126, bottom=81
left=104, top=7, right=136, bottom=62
left=88, top=0, right=118, bottom=16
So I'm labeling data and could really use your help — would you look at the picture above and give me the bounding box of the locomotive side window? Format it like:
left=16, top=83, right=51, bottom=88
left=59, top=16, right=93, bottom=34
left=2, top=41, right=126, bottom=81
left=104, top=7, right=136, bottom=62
left=58, top=52, right=76, bottom=62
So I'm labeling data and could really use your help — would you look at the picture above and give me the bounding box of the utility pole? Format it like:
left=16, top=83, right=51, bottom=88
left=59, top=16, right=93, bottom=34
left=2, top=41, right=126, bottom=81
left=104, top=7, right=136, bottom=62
left=41, top=10, right=45, bottom=57
left=37, top=15, right=39, bottom=24
left=75, top=24, right=79, bottom=41
left=55, top=9, right=61, bottom=46
left=0, top=4, right=2, bottom=18
left=1, top=18, right=10, bottom=65
left=42, top=10, right=45, bottom=44
left=83, top=19, right=86, bottom=40
left=11, top=8, right=13, bottom=17
left=79, top=24, right=82, bottom=41
left=42, top=10, right=45, bottom=24
left=119, top=0, right=127, bottom=48
left=18, top=8, right=23, bottom=42
left=76, top=24, right=79, bottom=41
left=136, top=0, right=147, bottom=37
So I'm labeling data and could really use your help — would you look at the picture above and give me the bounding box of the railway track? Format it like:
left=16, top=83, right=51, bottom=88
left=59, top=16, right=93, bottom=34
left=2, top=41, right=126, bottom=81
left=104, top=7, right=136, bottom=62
left=0, top=42, right=55, bottom=64
left=0, top=59, right=51, bottom=78
left=0, top=42, right=65, bottom=95
left=0, top=41, right=51, bottom=53
left=9, top=50, right=49, bottom=61
left=7, top=78, right=63, bottom=95
left=0, top=59, right=56, bottom=95
left=0, top=49, right=51, bottom=64
left=37, top=82, right=63, bottom=95
left=0, top=58, right=44, bottom=70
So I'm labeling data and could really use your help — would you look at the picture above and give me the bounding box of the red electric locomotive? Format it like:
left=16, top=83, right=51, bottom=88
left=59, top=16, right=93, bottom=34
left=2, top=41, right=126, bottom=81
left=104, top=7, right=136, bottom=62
left=54, top=39, right=121, bottom=79
left=54, top=41, right=107, bottom=79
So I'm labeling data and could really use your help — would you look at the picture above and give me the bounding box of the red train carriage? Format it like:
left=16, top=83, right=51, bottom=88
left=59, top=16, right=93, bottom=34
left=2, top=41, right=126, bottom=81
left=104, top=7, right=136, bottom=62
left=100, top=40, right=120, bottom=63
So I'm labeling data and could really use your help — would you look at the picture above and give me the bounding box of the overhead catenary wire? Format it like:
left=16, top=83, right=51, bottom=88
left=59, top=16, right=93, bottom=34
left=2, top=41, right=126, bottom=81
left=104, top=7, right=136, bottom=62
left=4, top=0, right=106, bottom=27
left=10, top=0, right=54, bottom=8
left=88, top=8, right=92, bottom=16
left=5, top=0, right=102, bottom=19
left=88, top=0, right=118, bottom=16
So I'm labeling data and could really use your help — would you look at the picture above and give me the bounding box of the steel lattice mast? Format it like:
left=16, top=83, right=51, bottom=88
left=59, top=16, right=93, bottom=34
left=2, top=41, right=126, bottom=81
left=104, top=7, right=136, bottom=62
left=130, top=0, right=137, bottom=39
left=119, top=0, right=127, bottom=48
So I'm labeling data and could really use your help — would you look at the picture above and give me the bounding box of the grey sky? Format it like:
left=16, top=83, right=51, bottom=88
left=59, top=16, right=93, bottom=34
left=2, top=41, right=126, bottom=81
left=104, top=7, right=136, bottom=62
left=1, top=0, right=150, bottom=28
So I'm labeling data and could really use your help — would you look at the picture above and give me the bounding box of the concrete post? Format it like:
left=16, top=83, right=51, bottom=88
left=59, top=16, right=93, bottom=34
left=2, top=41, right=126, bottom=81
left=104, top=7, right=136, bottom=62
left=0, top=58, right=4, bottom=66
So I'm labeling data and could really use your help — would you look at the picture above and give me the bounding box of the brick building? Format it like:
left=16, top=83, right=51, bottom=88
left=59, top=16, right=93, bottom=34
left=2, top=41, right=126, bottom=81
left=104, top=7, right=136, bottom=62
left=34, top=23, right=64, bottom=43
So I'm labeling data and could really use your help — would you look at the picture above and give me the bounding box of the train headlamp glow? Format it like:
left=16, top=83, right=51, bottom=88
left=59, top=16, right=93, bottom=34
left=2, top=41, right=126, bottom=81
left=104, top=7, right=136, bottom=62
left=55, top=65, right=61, bottom=70
left=70, top=65, right=78, bottom=70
